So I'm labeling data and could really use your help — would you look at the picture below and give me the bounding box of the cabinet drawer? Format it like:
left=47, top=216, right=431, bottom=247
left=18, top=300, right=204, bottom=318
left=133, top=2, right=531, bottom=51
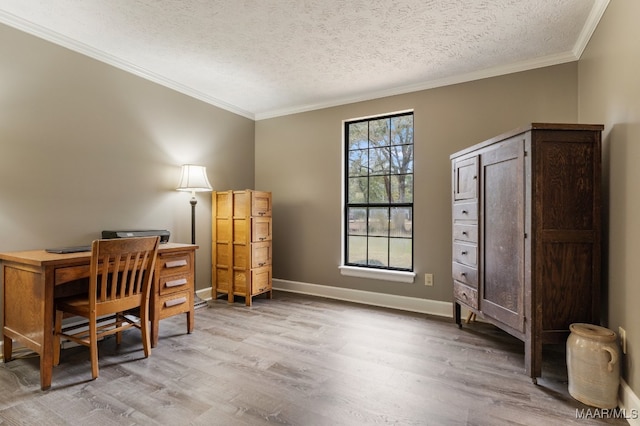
left=453, top=202, right=478, bottom=221
left=452, top=262, right=477, bottom=288
left=252, top=217, right=272, bottom=242
left=250, top=266, right=272, bottom=296
left=453, top=223, right=477, bottom=243
left=453, top=281, right=478, bottom=310
left=251, top=241, right=272, bottom=268
left=158, top=272, right=192, bottom=296
left=453, top=242, right=477, bottom=267
left=157, top=252, right=191, bottom=276
left=158, top=290, right=192, bottom=318
left=251, top=191, right=272, bottom=217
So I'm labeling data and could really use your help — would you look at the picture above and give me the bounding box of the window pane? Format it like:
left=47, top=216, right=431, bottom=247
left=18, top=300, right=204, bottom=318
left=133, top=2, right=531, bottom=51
left=348, top=149, right=368, bottom=177
left=369, top=119, right=390, bottom=147
left=390, top=207, right=412, bottom=237
left=348, top=236, right=367, bottom=265
left=348, top=177, right=368, bottom=203
left=389, top=238, right=412, bottom=269
left=390, top=174, right=413, bottom=203
left=369, top=147, right=390, bottom=175
left=391, top=115, right=414, bottom=146
left=368, top=176, right=389, bottom=203
left=347, top=207, right=367, bottom=236
left=390, top=144, right=413, bottom=173
left=367, top=236, right=388, bottom=267
left=349, top=122, right=369, bottom=150
left=368, top=207, right=389, bottom=237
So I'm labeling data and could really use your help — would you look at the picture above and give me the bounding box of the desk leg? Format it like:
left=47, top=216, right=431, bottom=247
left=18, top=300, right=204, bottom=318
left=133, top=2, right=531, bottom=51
left=151, top=318, right=159, bottom=348
left=186, top=309, right=194, bottom=334
left=3, top=335, right=12, bottom=362
left=2, top=263, right=54, bottom=390
left=41, top=268, right=55, bottom=390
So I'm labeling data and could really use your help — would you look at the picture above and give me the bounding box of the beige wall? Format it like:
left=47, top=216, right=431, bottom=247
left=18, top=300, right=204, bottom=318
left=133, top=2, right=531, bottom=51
left=256, top=63, right=578, bottom=302
left=578, top=0, right=640, bottom=395
left=0, top=23, right=256, bottom=293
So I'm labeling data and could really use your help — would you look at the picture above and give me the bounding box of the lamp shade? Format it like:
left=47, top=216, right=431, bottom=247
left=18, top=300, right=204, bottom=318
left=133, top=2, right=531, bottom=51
left=176, top=164, right=213, bottom=192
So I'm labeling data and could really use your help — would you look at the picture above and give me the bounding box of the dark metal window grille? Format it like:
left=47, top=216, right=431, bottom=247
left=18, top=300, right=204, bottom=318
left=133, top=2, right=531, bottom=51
left=345, top=112, right=414, bottom=271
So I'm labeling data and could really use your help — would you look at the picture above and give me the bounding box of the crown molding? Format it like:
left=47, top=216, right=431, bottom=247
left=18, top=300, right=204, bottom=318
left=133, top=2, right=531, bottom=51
left=255, top=50, right=579, bottom=120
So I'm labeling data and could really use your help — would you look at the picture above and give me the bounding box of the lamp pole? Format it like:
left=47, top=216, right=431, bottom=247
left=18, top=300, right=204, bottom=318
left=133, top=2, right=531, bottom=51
left=190, top=192, right=197, bottom=245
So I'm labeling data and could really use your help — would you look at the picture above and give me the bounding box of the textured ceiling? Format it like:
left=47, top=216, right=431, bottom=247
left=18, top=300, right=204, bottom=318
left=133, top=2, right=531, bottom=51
left=0, top=0, right=608, bottom=120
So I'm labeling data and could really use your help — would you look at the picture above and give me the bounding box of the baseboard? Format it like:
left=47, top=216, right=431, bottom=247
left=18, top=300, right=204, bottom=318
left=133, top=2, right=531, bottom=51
left=273, top=278, right=453, bottom=317
left=196, top=286, right=212, bottom=302
left=620, top=378, right=640, bottom=425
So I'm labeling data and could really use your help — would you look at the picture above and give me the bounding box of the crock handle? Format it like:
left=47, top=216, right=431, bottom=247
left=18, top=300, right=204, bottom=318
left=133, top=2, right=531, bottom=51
left=603, top=346, right=618, bottom=373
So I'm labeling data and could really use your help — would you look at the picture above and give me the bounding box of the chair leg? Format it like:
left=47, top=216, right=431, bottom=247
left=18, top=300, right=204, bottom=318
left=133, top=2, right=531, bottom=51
left=116, top=312, right=123, bottom=345
left=89, top=316, right=99, bottom=380
left=53, top=310, right=63, bottom=366
left=140, top=307, right=151, bottom=358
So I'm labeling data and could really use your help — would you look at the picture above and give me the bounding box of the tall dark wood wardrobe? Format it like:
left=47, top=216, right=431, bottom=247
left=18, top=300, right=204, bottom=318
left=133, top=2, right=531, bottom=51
left=450, top=123, right=603, bottom=383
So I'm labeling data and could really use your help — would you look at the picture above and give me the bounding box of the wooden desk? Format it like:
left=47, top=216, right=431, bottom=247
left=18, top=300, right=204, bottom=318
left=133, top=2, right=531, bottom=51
left=0, top=242, right=198, bottom=390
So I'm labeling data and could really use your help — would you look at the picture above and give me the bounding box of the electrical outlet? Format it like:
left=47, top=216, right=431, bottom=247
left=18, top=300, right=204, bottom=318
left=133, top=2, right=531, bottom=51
left=425, top=273, right=433, bottom=286
left=619, top=326, right=627, bottom=354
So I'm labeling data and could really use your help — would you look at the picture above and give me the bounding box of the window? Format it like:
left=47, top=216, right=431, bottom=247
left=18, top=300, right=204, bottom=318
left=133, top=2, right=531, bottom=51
left=344, top=111, right=414, bottom=273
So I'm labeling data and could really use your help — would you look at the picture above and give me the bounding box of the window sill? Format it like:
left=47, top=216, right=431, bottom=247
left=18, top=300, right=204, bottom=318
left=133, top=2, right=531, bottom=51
left=338, top=265, right=416, bottom=283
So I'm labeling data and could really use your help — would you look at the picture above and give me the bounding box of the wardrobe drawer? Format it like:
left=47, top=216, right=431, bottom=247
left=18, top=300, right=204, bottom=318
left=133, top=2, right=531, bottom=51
left=453, top=202, right=478, bottom=221
left=453, top=281, right=478, bottom=310
left=453, top=223, right=478, bottom=243
left=452, top=262, right=477, bottom=288
left=453, top=242, right=477, bottom=267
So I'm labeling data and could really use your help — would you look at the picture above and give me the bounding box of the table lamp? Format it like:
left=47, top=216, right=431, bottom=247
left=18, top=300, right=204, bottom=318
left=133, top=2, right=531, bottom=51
left=177, top=164, right=212, bottom=309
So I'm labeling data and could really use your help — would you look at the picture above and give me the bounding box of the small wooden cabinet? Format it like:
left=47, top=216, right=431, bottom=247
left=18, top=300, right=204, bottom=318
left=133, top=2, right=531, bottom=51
left=450, top=123, right=603, bottom=383
left=212, top=190, right=273, bottom=306
left=150, top=244, right=197, bottom=347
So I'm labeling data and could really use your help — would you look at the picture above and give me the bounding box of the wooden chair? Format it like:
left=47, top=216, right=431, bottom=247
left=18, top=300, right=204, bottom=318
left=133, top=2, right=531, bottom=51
left=53, top=236, right=160, bottom=380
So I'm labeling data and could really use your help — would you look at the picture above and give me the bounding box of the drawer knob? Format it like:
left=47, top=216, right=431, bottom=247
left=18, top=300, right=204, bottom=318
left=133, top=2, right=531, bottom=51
left=166, top=259, right=188, bottom=268
left=460, top=272, right=467, bottom=277
left=166, top=278, right=188, bottom=288
left=462, top=210, right=468, bottom=214
left=461, top=251, right=468, bottom=255
left=462, top=231, right=468, bottom=236
left=165, top=297, right=187, bottom=307
left=258, top=262, right=266, bottom=267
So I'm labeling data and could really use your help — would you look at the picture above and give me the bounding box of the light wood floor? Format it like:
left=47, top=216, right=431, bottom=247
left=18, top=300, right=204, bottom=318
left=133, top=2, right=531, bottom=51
left=0, top=291, right=628, bottom=425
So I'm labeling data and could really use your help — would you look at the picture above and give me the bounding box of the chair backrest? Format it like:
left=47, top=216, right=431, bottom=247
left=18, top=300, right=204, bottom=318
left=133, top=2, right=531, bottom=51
left=89, top=236, right=160, bottom=315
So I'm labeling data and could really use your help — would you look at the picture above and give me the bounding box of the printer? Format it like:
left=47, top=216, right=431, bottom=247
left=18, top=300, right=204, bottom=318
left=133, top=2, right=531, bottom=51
left=101, top=229, right=170, bottom=244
